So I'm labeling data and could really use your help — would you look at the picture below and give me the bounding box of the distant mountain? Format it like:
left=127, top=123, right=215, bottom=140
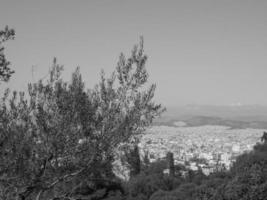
left=154, top=105, right=267, bottom=129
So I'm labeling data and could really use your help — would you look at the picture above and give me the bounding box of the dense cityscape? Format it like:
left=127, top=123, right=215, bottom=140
left=139, top=125, right=265, bottom=175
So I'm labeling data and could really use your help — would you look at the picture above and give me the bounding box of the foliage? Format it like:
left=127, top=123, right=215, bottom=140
left=0, top=39, right=164, bottom=200
left=124, top=145, right=141, bottom=177
left=0, top=26, right=15, bottom=82
left=125, top=159, right=183, bottom=200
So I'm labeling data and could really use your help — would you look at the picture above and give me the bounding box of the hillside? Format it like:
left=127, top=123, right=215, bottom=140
left=154, top=105, right=267, bottom=129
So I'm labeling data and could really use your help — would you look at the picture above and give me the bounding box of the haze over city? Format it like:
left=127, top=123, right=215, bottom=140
left=1, top=0, right=267, bottom=106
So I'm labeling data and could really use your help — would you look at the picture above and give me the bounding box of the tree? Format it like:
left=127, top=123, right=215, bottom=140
left=0, top=59, right=95, bottom=200
left=166, top=152, right=175, bottom=177
left=261, top=131, right=267, bottom=143
left=0, top=26, right=15, bottom=82
left=0, top=38, right=165, bottom=200
left=125, top=145, right=141, bottom=177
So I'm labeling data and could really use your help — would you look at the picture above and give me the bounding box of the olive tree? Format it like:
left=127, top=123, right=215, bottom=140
left=0, top=38, right=164, bottom=200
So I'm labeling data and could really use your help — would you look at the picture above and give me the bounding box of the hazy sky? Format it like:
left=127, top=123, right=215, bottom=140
left=1, top=0, right=267, bottom=106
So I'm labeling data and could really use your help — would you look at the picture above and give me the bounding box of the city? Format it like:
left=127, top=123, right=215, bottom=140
left=139, top=125, right=265, bottom=175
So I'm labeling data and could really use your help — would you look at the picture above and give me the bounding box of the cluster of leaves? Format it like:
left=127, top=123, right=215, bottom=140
left=121, top=158, right=206, bottom=200
left=0, top=39, right=164, bottom=200
left=0, top=26, right=15, bottom=82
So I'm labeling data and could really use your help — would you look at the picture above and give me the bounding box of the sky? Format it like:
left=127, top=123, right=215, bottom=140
left=0, top=0, right=267, bottom=106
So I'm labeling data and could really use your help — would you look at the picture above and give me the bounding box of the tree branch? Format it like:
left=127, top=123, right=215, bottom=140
left=36, top=190, right=42, bottom=200
left=45, top=167, right=86, bottom=190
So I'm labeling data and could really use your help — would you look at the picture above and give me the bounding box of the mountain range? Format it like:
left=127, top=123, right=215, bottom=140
left=154, top=105, right=267, bottom=129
